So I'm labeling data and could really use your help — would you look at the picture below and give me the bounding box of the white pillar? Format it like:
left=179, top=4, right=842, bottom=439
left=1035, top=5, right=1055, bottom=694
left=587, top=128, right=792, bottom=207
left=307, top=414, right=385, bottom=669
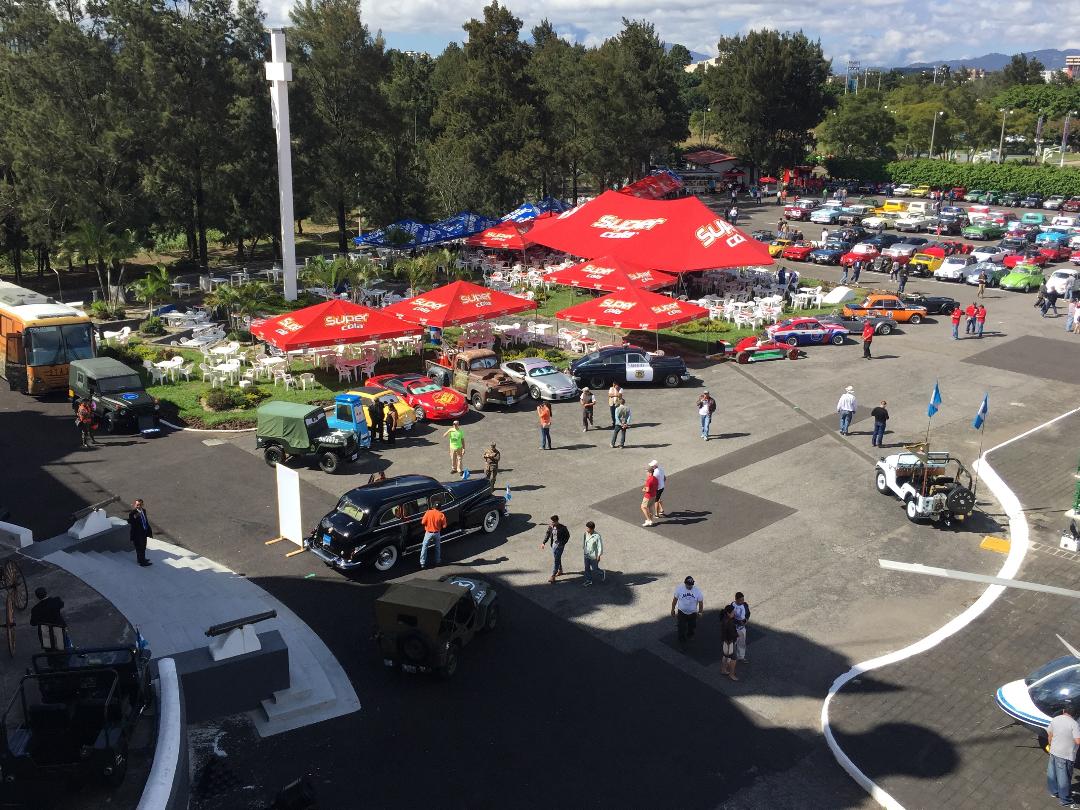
left=266, top=29, right=298, bottom=301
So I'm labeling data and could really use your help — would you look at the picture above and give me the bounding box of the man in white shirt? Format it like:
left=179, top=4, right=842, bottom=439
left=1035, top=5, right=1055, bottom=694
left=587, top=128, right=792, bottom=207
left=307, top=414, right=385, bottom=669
left=671, top=576, right=703, bottom=643
left=1047, top=705, right=1080, bottom=806
left=649, top=460, right=667, bottom=518
left=836, top=385, right=857, bottom=436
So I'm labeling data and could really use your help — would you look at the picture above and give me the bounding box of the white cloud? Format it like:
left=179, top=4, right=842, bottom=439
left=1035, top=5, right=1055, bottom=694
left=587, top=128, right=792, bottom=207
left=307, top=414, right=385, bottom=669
left=264, top=0, right=1079, bottom=68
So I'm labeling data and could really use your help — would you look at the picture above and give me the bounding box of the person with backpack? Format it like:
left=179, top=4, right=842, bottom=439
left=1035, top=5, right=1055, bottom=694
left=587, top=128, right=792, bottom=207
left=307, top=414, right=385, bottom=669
left=697, top=390, right=717, bottom=440
left=75, top=398, right=96, bottom=449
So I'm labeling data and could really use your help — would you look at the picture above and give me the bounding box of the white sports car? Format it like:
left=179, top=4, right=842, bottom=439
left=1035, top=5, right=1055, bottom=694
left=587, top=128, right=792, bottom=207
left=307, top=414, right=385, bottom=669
left=933, top=255, right=976, bottom=281
left=499, top=357, right=579, bottom=401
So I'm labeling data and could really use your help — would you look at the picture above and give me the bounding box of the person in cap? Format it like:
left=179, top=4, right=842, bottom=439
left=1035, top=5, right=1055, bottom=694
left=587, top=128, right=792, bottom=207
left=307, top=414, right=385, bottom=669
left=649, top=460, right=667, bottom=518
left=482, top=442, right=501, bottom=485
left=579, top=386, right=595, bottom=432
left=671, top=576, right=703, bottom=643
left=697, top=390, right=717, bottom=440
left=836, top=385, right=857, bottom=436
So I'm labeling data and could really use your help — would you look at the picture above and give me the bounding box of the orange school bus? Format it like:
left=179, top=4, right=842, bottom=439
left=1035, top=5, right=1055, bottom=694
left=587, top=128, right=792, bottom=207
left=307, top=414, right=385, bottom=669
left=0, top=281, right=96, bottom=395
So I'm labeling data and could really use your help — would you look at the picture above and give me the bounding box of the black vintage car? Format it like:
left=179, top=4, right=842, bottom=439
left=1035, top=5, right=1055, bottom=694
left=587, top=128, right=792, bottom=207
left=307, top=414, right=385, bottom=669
left=306, top=475, right=508, bottom=573
left=569, top=346, right=693, bottom=388
left=898, top=292, right=958, bottom=315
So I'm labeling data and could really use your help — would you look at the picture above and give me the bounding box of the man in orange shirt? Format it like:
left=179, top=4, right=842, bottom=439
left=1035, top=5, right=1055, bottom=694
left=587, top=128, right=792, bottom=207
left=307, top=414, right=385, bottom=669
left=419, top=504, right=447, bottom=569
left=537, top=402, right=552, bottom=450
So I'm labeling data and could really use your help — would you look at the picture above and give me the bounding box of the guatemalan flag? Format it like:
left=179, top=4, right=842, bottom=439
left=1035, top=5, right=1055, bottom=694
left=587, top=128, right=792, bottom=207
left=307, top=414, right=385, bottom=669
left=504, top=485, right=511, bottom=502
left=927, top=382, right=942, bottom=418
left=973, top=393, right=989, bottom=430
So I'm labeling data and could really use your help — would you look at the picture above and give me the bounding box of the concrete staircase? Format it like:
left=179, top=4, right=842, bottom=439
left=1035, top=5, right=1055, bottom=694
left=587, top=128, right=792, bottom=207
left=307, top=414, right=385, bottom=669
left=43, top=539, right=360, bottom=737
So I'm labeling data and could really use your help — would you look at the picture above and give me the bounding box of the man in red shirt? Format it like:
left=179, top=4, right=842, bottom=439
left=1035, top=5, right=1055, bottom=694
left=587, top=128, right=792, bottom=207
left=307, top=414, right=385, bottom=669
left=975, top=303, right=987, bottom=338
left=640, top=467, right=660, bottom=527
left=419, top=504, right=447, bottom=569
left=964, top=302, right=977, bottom=335
left=862, top=318, right=874, bottom=360
left=950, top=305, right=962, bottom=340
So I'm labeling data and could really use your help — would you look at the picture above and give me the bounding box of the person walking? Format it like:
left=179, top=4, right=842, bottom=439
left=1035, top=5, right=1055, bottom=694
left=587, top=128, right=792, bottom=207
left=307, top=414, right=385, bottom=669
left=950, top=305, right=962, bottom=339
left=579, top=387, right=595, bottom=431
left=382, top=400, right=397, bottom=444
left=482, top=442, right=500, bottom=486
left=698, top=390, right=716, bottom=440
left=29, top=587, right=71, bottom=651
left=540, top=515, right=570, bottom=584
left=820, top=227, right=829, bottom=245
left=1067, top=297, right=1078, bottom=333
left=965, top=302, right=977, bottom=334
left=975, top=303, right=987, bottom=338
left=839, top=261, right=850, bottom=286
left=127, top=498, right=153, bottom=567
left=640, top=466, right=659, bottom=527
left=582, top=521, right=605, bottom=586
left=607, top=383, right=622, bottom=427
left=367, top=400, right=384, bottom=443
left=671, top=576, right=703, bottom=644
left=836, top=385, right=857, bottom=436
left=730, top=592, right=750, bottom=665
left=649, top=460, right=667, bottom=517
left=419, top=503, right=447, bottom=569
left=1046, top=704, right=1080, bottom=807
left=851, top=260, right=862, bottom=285
left=444, top=421, right=465, bottom=475
left=75, top=398, right=96, bottom=449
left=897, top=265, right=909, bottom=293
left=862, top=318, right=874, bottom=360
left=1047, top=288, right=1061, bottom=317
left=870, top=400, right=889, bottom=447
left=977, top=270, right=987, bottom=298
left=720, top=605, right=740, bottom=680
left=537, top=401, right=552, bottom=450
left=611, top=397, right=631, bottom=449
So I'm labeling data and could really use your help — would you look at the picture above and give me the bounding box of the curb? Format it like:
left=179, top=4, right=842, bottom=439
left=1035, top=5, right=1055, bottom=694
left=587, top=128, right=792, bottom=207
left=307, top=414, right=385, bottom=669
left=159, top=419, right=255, bottom=433
left=820, top=407, right=1080, bottom=808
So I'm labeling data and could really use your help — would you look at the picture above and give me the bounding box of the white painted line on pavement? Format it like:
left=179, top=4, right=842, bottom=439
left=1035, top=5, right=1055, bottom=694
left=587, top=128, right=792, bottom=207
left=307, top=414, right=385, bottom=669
left=159, top=418, right=255, bottom=433
left=821, top=405, right=1080, bottom=809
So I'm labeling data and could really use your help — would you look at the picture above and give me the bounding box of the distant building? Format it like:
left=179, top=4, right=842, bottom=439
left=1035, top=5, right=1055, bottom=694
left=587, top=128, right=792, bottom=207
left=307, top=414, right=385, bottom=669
left=684, top=56, right=721, bottom=73
left=1066, top=55, right=1080, bottom=79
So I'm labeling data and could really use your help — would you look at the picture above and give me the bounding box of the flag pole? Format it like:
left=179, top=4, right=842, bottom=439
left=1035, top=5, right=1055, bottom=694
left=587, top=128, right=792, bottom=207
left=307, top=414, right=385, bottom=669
left=972, top=417, right=988, bottom=498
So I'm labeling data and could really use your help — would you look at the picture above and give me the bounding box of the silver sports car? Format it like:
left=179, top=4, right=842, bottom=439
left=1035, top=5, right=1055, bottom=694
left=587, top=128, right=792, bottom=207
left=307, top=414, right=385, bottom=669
left=500, top=357, right=580, bottom=401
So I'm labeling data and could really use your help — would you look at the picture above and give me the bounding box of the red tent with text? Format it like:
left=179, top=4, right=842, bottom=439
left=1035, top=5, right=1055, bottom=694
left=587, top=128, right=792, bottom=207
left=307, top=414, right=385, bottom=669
left=543, top=256, right=677, bottom=291
left=380, top=280, right=537, bottom=327
left=464, top=213, right=554, bottom=250
left=526, top=190, right=772, bottom=271
left=250, top=299, right=423, bottom=351
left=554, top=286, right=709, bottom=331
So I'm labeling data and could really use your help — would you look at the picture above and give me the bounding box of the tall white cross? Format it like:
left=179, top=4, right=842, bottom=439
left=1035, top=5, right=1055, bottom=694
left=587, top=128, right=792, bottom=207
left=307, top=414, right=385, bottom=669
left=265, top=28, right=298, bottom=301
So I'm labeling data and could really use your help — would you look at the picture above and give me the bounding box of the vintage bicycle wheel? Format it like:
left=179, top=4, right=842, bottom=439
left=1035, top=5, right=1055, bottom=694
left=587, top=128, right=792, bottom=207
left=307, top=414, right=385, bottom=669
left=2, top=560, right=28, bottom=611
left=4, top=593, right=14, bottom=657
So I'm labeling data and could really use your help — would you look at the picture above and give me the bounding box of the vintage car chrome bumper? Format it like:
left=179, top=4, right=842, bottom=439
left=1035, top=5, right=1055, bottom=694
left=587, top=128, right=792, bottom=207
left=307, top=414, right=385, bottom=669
left=306, top=541, right=363, bottom=570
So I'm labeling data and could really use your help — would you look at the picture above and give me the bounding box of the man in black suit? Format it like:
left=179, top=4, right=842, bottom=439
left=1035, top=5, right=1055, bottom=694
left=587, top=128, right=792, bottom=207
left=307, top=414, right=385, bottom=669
left=127, top=498, right=153, bottom=567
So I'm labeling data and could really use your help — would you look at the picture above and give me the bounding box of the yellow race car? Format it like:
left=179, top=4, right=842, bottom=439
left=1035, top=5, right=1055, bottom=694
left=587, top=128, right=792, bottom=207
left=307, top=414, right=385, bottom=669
left=347, top=386, right=417, bottom=431
left=907, top=252, right=944, bottom=276
left=768, top=238, right=794, bottom=257
left=909, top=185, right=932, bottom=198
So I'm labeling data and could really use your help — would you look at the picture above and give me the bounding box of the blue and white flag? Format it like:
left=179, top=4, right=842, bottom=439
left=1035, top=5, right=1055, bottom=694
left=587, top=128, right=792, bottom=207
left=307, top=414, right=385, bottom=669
left=927, top=382, right=942, bottom=418
left=972, top=393, right=989, bottom=430
left=504, top=484, right=511, bottom=502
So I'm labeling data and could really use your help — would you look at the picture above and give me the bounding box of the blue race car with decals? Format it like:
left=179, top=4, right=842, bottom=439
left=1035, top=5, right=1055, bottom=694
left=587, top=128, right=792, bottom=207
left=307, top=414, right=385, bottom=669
left=765, top=317, right=848, bottom=346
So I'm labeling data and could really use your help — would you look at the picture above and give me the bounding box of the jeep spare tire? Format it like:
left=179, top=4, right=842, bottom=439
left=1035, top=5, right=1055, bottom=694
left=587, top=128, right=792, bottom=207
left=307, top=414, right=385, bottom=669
left=398, top=632, right=432, bottom=667
left=263, top=446, right=285, bottom=467
left=945, top=484, right=976, bottom=516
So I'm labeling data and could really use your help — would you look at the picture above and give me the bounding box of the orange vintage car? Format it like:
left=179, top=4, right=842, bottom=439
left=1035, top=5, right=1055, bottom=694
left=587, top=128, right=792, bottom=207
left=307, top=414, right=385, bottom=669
left=841, top=292, right=929, bottom=324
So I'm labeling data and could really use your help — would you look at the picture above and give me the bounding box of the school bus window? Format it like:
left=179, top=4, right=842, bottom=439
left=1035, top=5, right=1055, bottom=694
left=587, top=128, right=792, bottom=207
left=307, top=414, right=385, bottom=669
left=24, top=323, right=94, bottom=367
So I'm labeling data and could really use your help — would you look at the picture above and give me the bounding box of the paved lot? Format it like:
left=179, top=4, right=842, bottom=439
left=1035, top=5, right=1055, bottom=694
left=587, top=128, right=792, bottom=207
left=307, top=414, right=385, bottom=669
left=2, top=193, right=1079, bottom=808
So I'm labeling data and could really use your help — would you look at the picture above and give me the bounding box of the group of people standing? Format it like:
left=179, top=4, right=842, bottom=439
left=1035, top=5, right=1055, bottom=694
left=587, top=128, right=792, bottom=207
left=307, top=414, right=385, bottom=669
left=366, top=398, right=399, bottom=444
left=950, top=303, right=988, bottom=339
left=672, top=578, right=751, bottom=680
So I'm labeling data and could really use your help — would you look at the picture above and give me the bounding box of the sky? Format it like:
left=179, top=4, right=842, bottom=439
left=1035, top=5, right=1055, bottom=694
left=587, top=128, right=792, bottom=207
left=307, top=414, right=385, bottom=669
left=262, top=0, right=1076, bottom=69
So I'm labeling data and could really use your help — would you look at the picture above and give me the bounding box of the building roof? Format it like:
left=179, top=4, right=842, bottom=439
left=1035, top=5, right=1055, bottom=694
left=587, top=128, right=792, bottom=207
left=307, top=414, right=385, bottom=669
left=683, top=149, right=739, bottom=166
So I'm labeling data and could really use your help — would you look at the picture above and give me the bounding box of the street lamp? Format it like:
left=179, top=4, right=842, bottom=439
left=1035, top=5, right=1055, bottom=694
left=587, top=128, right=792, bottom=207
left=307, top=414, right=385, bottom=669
left=929, top=111, right=944, bottom=159
left=701, top=107, right=711, bottom=146
left=1062, top=111, right=1076, bottom=168
left=998, top=108, right=1012, bottom=165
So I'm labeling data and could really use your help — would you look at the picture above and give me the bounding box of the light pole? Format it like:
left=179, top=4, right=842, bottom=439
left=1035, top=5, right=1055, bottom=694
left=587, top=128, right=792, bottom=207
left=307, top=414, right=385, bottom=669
left=52, top=268, right=63, bottom=303
left=701, top=107, right=710, bottom=146
left=929, top=111, right=944, bottom=159
left=265, top=28, right=298, bottom=301
left=998, top=108, right=1012, bottom=165
left=1063, top=111, right=1076, bottom=168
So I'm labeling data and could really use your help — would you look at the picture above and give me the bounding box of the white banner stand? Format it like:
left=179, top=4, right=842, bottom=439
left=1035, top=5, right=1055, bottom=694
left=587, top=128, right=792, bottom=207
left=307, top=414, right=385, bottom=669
left=264, top=464, right=305, bottom=558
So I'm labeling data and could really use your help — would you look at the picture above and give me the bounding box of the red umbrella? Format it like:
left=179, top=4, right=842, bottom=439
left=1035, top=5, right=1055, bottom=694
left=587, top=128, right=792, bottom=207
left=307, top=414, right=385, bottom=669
left=758, top=176, right=777, bottom=184
left=544, top=256, right=677, bottom=291
left=554, top=286, right=709, bottom=331
left=381, top=280, right=537, bottom=327
left=526, top=190, right=772, bottom=271
left=250, top=299, right=423, bottom=352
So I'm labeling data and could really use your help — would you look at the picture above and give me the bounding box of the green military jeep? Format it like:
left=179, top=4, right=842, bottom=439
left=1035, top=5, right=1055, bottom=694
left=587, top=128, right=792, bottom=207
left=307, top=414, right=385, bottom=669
left=373, top=575, right=498, bottom=678
left=255, top=401, right=359, bottom=474
left=68, top=358, right=161, bottom=434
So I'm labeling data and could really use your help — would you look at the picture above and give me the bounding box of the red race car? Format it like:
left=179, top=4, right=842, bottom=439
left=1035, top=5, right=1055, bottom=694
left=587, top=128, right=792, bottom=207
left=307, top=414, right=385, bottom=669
left=840, top=245, right=880, bottom=267
left=1002, top=251, right=1048, bottom=269
left=1037, top=244, right=1072, bottom=263
left=719, top=335, right=801, bottom=364
left=781, top=241, right=816, bottom=261
left=366, top=373, right=468, bottom=422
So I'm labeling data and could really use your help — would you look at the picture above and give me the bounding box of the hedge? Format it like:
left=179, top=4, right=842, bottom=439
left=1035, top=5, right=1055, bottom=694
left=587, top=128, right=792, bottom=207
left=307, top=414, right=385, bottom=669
left=883, top=159, right=1080, bottom=196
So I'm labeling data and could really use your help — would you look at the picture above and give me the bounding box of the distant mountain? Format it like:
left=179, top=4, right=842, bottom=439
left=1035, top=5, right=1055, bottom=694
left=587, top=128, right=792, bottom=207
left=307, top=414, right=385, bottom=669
left=900, top=48, right=1080, bottom=72
left=664, top=43, right=711, bottom=63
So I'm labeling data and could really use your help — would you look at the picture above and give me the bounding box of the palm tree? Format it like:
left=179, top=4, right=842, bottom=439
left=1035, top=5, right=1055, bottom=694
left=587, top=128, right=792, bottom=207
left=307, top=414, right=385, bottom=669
left=131, top=265, right=172, bottom=315
left=301, top=256, right=354, bottom=294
